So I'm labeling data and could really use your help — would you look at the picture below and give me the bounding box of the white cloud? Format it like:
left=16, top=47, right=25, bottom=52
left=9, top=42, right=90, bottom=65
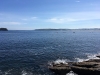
left=47, top=18, right=77, bottom=23
left=31, top=17, right=37, bottom=20
left=69, top=12, right=100, bottom=20
left=0, top=22, right=26, bottom=25
left=22, top=17, right=38, bottom=21
left=76, top=0, right=80, bottom=2
left=47, top=11, right=100, bottom=23
left=48, top=18, right=65, bottom=23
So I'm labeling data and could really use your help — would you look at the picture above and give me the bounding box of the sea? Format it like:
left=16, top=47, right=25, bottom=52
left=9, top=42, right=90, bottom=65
left=0, top=30, right=100, bottom=75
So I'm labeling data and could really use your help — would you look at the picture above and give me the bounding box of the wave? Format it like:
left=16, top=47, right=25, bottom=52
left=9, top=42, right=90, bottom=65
left=0, top=69, right=13, bottom=75
left=21, top=70, right=33, bottom=75
left=66, top=71, right=78, bottom=75
left=75, top=53, right=100, bottom=62
left=53, top=59, right=71, bottom=65
left=0, top=70, right=34, bottom=75
left=50, top=52, right=100, bottom=64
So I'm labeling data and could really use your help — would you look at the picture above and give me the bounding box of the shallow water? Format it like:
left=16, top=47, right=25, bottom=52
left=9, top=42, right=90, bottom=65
left=0, top=30, right=100, bottom=75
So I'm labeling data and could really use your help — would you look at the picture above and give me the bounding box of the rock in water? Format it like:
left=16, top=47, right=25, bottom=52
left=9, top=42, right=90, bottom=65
left=66, top=71, right=78, bottom=75
left=96, top=55, right=100, bottom=58
left=48, top=60, right=71, bottom=75
left=48, top=59, right=100, bottom=75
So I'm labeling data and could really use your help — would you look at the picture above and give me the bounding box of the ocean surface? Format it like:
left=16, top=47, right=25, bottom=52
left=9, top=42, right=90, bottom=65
left=0, top=30, right=100, bottom=75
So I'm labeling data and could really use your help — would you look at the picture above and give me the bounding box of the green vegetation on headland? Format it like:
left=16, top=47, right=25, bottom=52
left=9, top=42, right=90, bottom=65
left=0, top=28, right=8, bottom=31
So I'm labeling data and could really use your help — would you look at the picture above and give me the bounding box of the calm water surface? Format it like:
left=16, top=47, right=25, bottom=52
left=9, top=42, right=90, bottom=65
left=0, top=30, right=100, bottom=75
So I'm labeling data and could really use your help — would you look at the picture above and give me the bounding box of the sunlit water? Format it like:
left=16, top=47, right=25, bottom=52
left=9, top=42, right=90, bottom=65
left=0, top=30, right=100, bottom=75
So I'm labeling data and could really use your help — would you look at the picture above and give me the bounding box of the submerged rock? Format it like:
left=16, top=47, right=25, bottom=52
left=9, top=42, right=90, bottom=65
left=48, top=59, right=100, bottom=75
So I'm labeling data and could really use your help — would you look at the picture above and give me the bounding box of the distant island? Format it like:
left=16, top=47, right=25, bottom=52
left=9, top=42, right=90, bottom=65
left=0, top=28, right=8, bottom=31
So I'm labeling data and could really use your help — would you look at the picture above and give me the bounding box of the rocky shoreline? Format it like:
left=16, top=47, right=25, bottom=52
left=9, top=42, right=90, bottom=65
left=48, top=56, right=100, bottom=75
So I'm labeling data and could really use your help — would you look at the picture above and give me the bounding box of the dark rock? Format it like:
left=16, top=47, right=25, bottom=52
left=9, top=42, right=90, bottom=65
left=86, top=59, right=100, bottom=62
left=48, top=63, right=71, bottom=75
left=48, top=59, right=100, bottom=75
left=71, top=61, right=100, bottom=75
left=96, top=55, right=100, bottom=58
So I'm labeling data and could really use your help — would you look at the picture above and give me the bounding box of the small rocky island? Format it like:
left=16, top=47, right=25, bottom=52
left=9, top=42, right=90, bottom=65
left=48, top=56, right=100, bottom=75
left=0, top=28, right=8, bottom=31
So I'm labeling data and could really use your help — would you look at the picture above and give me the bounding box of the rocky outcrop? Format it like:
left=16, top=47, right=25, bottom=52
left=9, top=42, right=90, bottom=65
left=96, top=55, right=100, bottom=58
left=71, top=60, right=100, bottom=75
left=48, top=57, right=100, bottom=75
left=48, top=63, right=71, bottom=75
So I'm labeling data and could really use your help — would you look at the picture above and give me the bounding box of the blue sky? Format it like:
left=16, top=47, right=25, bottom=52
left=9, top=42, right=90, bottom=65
left=0, top=0, right=100, bottom=30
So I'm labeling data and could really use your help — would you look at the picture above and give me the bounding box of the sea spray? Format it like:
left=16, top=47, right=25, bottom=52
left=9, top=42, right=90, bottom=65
left=21, top=70, right=33, bottom=75
left=54, top=59, right=69, bottom=64
left=75, top=53, right=100, bottom=62
left=75, top=58, right=89, bottom=62
left=66, top=71, right=78, bottom=75
left=87, top=54, right=100, bottom=59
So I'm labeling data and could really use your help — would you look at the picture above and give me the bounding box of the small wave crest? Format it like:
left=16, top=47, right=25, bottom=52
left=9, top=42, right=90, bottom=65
left=75, top=53, right=100, bottom=62
left=0, top=70, right=34, bottom=75
left=21, top=70, right=33, bottom=75
left=54, top=59, right=69, bottom=64
left=48, top=59, right=70, bottom=66
left=87, top=54, right=100, bottom=59
left=66, top=71, right=78, bottom=75
left=75, top=58, right=89, bottom=62
left=0, top=69, right=13, bottom=75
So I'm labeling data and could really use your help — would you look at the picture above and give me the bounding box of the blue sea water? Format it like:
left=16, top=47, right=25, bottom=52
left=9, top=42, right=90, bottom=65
left=0, top=30, right=100, bottom=75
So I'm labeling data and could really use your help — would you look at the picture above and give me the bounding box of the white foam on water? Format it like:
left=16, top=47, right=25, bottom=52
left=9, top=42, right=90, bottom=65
left=75, top=53, right=100, bottom=62
left=21, top=70, right=33, bottom=75
left=87, top=54, right=99, bottom=59
left=4, top=69, right=13, bottom=75
left=88, top=55, right=99, bottom=59
left=54, top=59, right=69, bottom=64
left=75, top=58, right=89, bottom=62
left=22, top=71, right=27, bottom=75
left=66, top=71, right=78, bottom=75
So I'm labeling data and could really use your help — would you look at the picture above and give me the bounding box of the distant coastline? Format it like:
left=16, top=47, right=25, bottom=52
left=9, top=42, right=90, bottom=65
left=0, top=28, right=8, bottom=31
left=35, top=28, right=100, bottom=31
left=1, top=28, right=100, bottom=31
left=35, top=29, right=70, bottom=31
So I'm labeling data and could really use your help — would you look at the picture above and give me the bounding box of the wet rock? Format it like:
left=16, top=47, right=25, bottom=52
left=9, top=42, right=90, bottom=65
left=71, top=61, right=100, bottom=75
left=96, top=55, right=100, bottom=58
left=48, top=63, right=71, bottom=75
left=48, top=59, right=100, bottom=75
left=86, top=59, right=100, bottom=62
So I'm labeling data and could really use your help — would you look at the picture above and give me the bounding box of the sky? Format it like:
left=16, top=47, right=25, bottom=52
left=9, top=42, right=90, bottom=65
left=0, top=0, right=100, bottom=30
